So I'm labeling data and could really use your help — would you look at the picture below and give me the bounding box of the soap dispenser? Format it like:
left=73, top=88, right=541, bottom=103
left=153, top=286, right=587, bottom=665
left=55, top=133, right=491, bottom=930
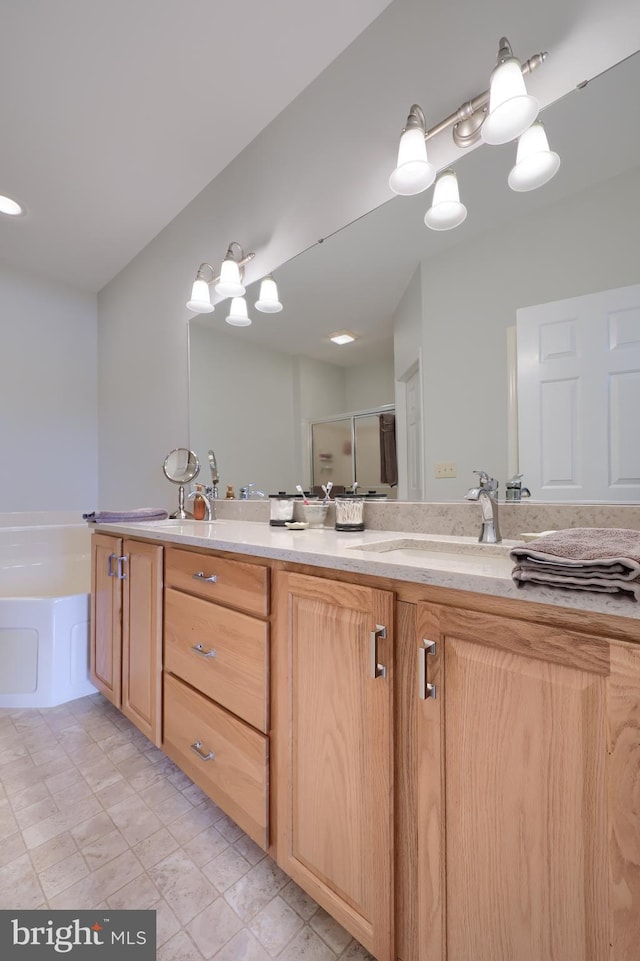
left=192, top=484, right=206, bottom=519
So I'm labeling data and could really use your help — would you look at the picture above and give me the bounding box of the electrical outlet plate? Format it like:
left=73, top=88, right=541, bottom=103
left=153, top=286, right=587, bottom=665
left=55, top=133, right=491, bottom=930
left=434, top=462, right=457, bottom=478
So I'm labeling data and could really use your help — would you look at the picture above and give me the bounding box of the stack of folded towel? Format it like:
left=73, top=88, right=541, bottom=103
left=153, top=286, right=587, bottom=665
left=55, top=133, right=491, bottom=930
left=82, top=508, right=169, bottom=523
left=510, top=528, right=640, bottom=601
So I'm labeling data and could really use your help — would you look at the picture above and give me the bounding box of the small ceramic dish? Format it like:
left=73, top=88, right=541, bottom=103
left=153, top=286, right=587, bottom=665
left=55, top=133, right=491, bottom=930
left=284, top=521, right=309, bottom=530
left=518, top=530, right=558, bottom=543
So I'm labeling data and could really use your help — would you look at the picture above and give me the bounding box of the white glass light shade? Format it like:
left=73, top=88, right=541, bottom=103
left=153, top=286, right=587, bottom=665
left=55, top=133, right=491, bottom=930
left=508, top=122, right=560, bottom=191
left=215, top=258, right=245, bottom=298
left=255, top=276, right=283, bottom=313
left=226, top=297, right=251, bottom=326
left=424, top=170, right=467, bottom=231
left=186, top=279, right=214, bottom=313
left=0, top=194, right=24, bottom=216
left=481, top=58, right=539, bottom=145
left=389, top=127, right=435, bottom=196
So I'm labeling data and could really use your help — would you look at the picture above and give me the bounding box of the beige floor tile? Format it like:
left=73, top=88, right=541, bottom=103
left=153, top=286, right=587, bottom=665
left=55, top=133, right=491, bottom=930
left=214, top=815, right=245, bottom=843
left=0, top=743, right=30, bottom=766
left=139, top=778, right=180, bottom=807
left=107, top=871, right=161, bottom=909
left=87, top=849, right=145, bottom=901
left=0, top=831, right=27, bottom=868
left=182, top=826, right=229, bottom=868
left=133, top=828, right=180, bottom=870
left=39, top=851, right=89, bottom=899
left=210, top=929, right=271, bottom=961
left=8, top=781, right=51, bottom=813
left=70, top=810, right=117, bottom=848
left=107, top=795, right=162, bottom=846
left=180, top=783, right=210, bottom=807
left=81, top=756, right=124, bottom=793
left=188, top=896, right=244, bottom=958
left=149, top=850, right=217, bottom=926
left=309, top=908, right=353, bottom=955
left=202, top=847, right=251, bottom=893
left=233, top=835, right=267, bottom=866
left=168, top=802, right=221, bottom=846
left=80, top=829, right=130, bottom=871
left=95, top=778, right=136, bottom=809
left=0, top=797, right=19, bottom=839
left=15, top=795, right=61, bottom=830
left=29, top=831, right=78, bottom=873
left=278, top=879, right=320, bottom=921
left=158, top=929, right=206, bottom=961
left=338, top=942, right=376, bottom=961
left=0, top=852, right=45, bottom=909
left=248, top=895, right=304, bottom=956
left=153, top=792, right=195, bottom=826
left=44, top=767, right=86, bottom=796
left=276, top=927, right=337, bottom=961
left=223, top=858, right=290, bottom=923
left=151, top=897, right=182, bottom=947
left=30, top=744, right=69, bottom=767
left=21, top=810, right=70, bottom=850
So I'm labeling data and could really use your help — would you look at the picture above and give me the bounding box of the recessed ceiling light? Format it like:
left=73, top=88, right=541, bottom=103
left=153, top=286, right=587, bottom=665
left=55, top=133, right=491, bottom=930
left=0, top=195, right=24, bottom=217
left=330, top=331, right=357, bottom=345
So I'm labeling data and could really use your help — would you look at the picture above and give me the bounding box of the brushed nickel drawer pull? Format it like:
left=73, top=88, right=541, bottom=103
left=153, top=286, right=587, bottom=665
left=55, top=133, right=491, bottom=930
left=192, top=571, right=217, bottom=583
left=418, top=639, right=437, bottom=700
left=107, top=553, right=117, bottom=577
left=370, top=625, right=387, bottom=679
left=191, top=643, right=217, bottom=659
left=190, top=740, right=215, bottom=761
left=117, top=555, right=128, bottom=580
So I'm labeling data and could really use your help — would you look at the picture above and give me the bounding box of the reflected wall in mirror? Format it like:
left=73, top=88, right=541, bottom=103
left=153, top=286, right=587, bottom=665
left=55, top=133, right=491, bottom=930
left=189, top=52, right=640, bottom=503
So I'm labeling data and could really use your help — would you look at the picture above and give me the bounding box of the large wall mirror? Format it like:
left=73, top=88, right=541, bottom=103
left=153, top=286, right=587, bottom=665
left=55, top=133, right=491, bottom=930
left=189, top=51, right=640, bottom=503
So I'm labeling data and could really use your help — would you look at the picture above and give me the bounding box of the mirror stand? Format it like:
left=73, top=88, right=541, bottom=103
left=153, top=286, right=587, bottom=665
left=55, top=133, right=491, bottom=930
left=163, top=448, right=200, bottom=519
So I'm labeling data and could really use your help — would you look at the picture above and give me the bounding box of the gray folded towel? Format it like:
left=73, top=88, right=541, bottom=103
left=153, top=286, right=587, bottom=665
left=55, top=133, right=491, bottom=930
left=510, top=528, right=640, bottom=600
left=83, top=509, right=169, bottom=524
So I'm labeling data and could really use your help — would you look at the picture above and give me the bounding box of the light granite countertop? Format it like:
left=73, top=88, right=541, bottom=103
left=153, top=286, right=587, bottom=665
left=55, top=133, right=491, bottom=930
left=93, top=518, right=640, bottom=624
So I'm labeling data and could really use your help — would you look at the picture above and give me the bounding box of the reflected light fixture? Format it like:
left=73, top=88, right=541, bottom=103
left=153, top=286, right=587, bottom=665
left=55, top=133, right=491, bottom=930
left=226, top=297, right=251, bottom=326
left=0, top=194, right=24, bottom=217
left=508, top=121, right=561, bottom=191
left=424, top=170, right=467, bottom=230
left=255, top=275, right=283, bottom=313
left=330, top=331, right=357, bottom=345
left=186, top=242, right=255, bottom=314
left=389, top=37, right=559, bottom=230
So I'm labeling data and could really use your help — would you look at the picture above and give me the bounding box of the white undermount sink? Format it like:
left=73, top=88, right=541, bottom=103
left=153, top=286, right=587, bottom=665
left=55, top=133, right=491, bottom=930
left=349, top=536, right=520, bottom=559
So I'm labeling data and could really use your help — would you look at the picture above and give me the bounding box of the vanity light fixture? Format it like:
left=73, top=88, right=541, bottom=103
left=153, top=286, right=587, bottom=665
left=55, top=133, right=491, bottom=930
left=255, top=275, right=283, bottom=313
left=226, top=296, right=252, bottom=326
left=186, top=241, right=255, bottom=314
left=0, top=194, right=24, bottom=216
left=330, top=331, right=357, bottom=345
left=508, top=121, right=561, bottom=191
left=424, top=169, right=467, bottom=230
left=390, top=37, right=560, bottom=230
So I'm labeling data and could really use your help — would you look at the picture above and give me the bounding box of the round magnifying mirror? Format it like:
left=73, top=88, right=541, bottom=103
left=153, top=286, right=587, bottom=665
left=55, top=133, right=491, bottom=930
left=162, top=448, right=200, bottom=518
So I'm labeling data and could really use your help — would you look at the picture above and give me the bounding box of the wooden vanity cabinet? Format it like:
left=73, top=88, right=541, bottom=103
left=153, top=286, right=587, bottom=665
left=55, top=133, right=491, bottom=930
left=90, top=533, right=163, bottom=745
left=396, top=599, right=640, bottom=961
left=273, top=570, right=395, bottom=961
left=162, top=547, right=270, bottom=849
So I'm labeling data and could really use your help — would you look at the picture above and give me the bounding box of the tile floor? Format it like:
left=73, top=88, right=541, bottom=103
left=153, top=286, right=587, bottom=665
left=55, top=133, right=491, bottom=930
left=0, top=693, right=374, bottom=961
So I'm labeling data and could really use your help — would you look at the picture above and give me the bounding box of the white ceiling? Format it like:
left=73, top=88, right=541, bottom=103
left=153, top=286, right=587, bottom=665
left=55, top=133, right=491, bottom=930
left=1, top=1, right=638, bottom=297
left=0, top=0, right=393, bottom=291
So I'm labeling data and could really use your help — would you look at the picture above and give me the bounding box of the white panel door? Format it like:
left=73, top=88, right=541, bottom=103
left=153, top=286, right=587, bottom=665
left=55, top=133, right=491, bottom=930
left=517, top=284, right=640, bottom=502
left=405, top=366, right=423, bottom=502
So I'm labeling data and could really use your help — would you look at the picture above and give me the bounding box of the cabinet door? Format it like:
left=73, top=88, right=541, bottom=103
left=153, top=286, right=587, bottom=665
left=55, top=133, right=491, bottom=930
left=121, top=539, right=163, bottom=746
left=90, top=532, right=122, bottom=707
left=415, top=603, right=610, bottom=961
left=274, top=571, right=394, bottom=961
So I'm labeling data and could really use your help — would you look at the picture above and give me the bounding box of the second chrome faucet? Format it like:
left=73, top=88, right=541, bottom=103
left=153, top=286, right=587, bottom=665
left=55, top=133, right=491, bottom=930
left=465, top=470, right=501, bottom=543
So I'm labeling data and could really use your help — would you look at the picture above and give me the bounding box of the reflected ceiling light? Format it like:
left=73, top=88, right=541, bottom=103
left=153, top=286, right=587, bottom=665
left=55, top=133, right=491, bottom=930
left=508, top=121, right=560, bottom=191
left=388, top=105, right=435, bottom=196
left=255, top=275, right=283, bottom=313
left=330, top=331, right=357, bottom=345
left=226, top=296, right=251, bottom=327
left=389, top=37, right=554, bottom=230
left=0, top=194, right=24, bottom=216
left=424, top=170, right=467, bottom=230
left=481, top=38, right=540, bottom=145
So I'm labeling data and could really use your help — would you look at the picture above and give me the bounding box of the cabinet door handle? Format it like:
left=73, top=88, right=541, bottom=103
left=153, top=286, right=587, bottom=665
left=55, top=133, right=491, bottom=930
left=192, top=571, right=218, bottom=583
left=107, top=553, right=117, bottom=577
left=117, top=555, right=127, bottom=580
left=190, top=740, right=215, bottom=761
left=370, top=625, right=387, bottom=679
left=191, top=643, right=217, bottom=659
left=418, top=639, right=437, bottom=699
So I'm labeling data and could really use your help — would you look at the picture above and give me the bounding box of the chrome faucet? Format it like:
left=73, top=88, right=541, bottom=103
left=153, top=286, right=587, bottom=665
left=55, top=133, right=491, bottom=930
left=465, top=470, right=501, bottom=543
left=239, top=484, right=266, bottom=500
left=187, top=488, right=215, bottom=519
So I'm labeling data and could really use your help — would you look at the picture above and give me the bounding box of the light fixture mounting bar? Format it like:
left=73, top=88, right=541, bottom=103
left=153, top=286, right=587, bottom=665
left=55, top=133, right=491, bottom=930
left=423, top=47, right=547, bottom=148
left=196, top=244, right=256, bottom=287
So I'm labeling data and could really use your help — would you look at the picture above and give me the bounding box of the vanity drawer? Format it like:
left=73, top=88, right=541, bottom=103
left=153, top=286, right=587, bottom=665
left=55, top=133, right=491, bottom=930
left=165, top=588, right=268, bottom=733
left=163, top=673, right=268, bottom=849
left=165, top=547, right=269, bottom=617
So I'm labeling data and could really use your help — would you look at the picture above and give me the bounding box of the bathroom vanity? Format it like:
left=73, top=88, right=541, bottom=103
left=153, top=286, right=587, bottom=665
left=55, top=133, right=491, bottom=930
left=89, top=519, right=640, bottom=961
